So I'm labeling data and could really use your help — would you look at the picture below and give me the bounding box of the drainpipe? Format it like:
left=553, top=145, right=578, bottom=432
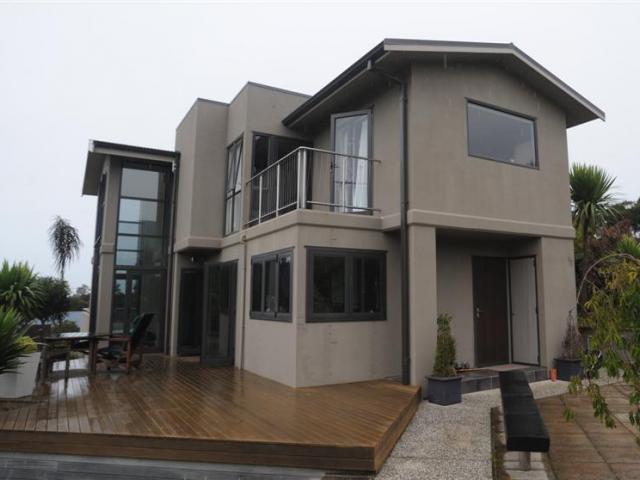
left=367, top=60, right=410, bottom=385
left=164, top=154, right=180, bottom=355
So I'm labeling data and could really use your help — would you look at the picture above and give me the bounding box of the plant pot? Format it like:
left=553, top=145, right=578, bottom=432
left=0, top=352, right=41, bottom=399
left=555, top=357, right=582, bottom=381
left=426, top=375, right=462, bottom=405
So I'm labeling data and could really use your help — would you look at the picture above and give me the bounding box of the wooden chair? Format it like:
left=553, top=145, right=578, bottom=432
left=97, top=313, right=154, bottom=373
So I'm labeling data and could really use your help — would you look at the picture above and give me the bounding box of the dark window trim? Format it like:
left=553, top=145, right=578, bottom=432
left=250, top=247, right=293, bottom=322
left=330, top=109, right=374, bottom=212
left=465, top=98, right=539, bottom=170
left=223, top=135, right=244, bottom=236
left=306, top=246, right=386, bottom=323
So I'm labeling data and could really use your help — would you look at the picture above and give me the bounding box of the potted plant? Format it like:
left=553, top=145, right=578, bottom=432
left=426, top=313, right=462, bottom=405
left=0, top=307, right=40, bottom=399
left=555, top=313, right=583, bottom=381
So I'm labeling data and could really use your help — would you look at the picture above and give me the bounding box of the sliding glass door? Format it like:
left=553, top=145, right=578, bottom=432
left=201, top=262, right=237, bottom=366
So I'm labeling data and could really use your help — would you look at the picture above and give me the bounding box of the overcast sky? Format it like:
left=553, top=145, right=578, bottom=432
left=0, top=1, right=637, bottom=290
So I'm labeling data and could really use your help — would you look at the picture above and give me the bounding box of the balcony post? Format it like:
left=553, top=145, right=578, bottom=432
left=258, top=176, right=263, bottom=224
left=275, top=164, right=281, bottom=217
left=301, top=149, right=308, bottom=210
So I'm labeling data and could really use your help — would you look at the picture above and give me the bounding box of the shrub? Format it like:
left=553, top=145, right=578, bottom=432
left=0, top=260, right=41, bottom=323
left=33, top=276, right=70, bottom=326
left=432, top=313, right=457, bottom=377
left=52, top=319, right=80, bottom=334
left=16, top=336, right=38, bottom=354
left=0, top=307, right=31, bottom=374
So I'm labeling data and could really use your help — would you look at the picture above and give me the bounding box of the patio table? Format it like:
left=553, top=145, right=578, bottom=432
left=41, top=332, right=111, bottom=380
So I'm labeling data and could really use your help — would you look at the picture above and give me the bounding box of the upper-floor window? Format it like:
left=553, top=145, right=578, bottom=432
left=467, top=102, right=537, bottom=168
left=252, top=134, right=308, bottom=175
left=307, top=247, right=385, bottom=322
left=115, top=164, right=170, bottom=267
left=250, top=249, right=292, bottom=321
left=224, top=138, right=243, bottom=235
left=332, top=111, right=371, bottom=213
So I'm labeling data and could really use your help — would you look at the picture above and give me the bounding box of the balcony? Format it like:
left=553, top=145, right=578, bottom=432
left=247, top=147, right=380, bottom=226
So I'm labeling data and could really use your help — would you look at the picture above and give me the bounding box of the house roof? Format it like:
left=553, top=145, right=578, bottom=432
left=82, top=140, right=177, bottom=196
left=283, top=39, right=605, bottom=129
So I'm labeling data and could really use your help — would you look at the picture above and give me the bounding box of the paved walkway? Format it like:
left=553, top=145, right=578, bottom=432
left=538, top=384, right=640, bottom=480
left=377, top=380, right=569, bottom=480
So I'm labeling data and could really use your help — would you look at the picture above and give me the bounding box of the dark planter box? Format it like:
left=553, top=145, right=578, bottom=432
left=555, top=358, right=582, bottom=381
left=426, top=376, right=462, bottom=405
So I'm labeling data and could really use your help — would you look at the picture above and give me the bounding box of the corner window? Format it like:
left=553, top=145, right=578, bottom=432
left=467, top=102, right=537, bottom=168
left=250, top=249, right=292, bottom=321
left=224, top=138, right=243, bottom=235
left=307, top=248, right=385, bottom=322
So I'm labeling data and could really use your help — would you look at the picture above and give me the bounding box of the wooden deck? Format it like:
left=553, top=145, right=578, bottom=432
left=0, top=356, right=420, bottom=473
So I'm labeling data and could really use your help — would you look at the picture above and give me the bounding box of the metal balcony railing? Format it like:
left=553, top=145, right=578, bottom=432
left=246, top=147, right=380, bottom=226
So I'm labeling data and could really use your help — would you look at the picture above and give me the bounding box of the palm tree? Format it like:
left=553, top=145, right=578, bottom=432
left=48, top=216, right=82, bottom=280
left=569, top=164, right=618, bottom=264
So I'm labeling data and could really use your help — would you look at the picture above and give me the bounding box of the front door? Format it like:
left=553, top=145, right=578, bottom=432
left=201, top=262, right=237, bottom=366
left=472, top=257, right=509, bottom=366
left=509, top=257, right=540, bottom=365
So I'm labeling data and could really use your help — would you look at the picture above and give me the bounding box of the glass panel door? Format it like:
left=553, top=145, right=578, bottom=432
left=201, top=262, right=237, bottom=366
left=111, top=270, right=164, bottom=352
left=509, top=257, right=540, bottom=365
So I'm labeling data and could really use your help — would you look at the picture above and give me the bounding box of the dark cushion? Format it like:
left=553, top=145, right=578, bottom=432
left=504, top=412, right=550, bottom=452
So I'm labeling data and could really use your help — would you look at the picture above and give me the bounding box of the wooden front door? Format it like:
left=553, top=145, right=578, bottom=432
left=472, top=257, right=509, bottom=366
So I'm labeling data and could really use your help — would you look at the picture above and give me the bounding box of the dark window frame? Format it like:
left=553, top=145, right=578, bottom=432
left=224, top=136, right=243, bottom=236
left=306, top=247, right=386, bottom=323
left=114, top=161, right=172, bottom=269
left=330, top=109, right=374, bottom=212
left=465, top=99, right=539, bottom=170
left=250, top=248, right=293, bottom=322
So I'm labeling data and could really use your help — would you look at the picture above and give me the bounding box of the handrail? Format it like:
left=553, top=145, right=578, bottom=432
left=245, top=146, right=381, bottom=185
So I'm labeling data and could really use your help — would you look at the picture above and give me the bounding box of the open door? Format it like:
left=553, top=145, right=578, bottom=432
left=177, top=269, right=203, bottom=356
left=509, top=257, right=540, bottom=365
left=201, top=261, right=237, bottom=366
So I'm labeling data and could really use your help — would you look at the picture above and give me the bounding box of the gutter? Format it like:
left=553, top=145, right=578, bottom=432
left=366, top=60, right=411, bottom=386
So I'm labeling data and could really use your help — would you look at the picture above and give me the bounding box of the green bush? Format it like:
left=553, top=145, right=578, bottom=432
left=52, top=319, right=80, bottom=334
left=16, top=336, right=38, bottom=354
left=0, top=307, right=31, bottom=374
left=0, top=260, right=41, bottom=323
left=432, top=313, right=457, bottom=377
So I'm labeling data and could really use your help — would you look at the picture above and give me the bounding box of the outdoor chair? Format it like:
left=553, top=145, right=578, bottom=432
left=96, top=313, right=154, bottom=373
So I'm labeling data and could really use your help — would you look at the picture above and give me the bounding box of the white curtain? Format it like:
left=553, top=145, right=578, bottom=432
left=334, top=114, right=369, bottom=212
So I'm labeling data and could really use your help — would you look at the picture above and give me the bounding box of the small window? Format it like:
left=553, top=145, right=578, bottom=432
left=307, top=248, right=386, bottom=322
left=467, top=102, right=537, bottom=168
left=250, top=249, right=293, bottom=321
left=224, top=138, right=243, bottom=235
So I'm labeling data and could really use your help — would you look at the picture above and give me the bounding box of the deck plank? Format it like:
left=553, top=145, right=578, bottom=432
left=0, top=355, right=420, bottom=473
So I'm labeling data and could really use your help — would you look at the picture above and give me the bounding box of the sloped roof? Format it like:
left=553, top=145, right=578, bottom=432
left=283, top=39, right=604, bottom=129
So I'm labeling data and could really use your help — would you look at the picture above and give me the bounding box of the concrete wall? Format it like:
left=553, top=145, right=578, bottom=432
left=294, top=224, right=402, bottom=387
left=174, top=99, right=229, bottom=250
left=409, top=62, right=572, bottom=229
left=94, top=157, right=121, bottom=334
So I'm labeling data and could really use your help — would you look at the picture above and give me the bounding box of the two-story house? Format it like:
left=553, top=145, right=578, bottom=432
left=82, top=39, right=603, bottom=388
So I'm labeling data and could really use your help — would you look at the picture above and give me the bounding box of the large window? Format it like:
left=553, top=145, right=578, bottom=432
left=467, top=102, right=537, bottom=168
left=332, top=111, right=371, bottom=213
left=116, top=166, right=168, bottom=267
left=307, top=248, right=385, bottom=322
left=250, top=249, right=292, bottom=321
left=224, top=138, right=243, bottom=235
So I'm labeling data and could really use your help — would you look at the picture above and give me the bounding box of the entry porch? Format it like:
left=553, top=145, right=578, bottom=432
left=0, top=356, right=420, bottom=473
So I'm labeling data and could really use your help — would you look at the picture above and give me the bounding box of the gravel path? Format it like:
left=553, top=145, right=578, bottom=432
left=376, top=380, right=571, bottom=480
